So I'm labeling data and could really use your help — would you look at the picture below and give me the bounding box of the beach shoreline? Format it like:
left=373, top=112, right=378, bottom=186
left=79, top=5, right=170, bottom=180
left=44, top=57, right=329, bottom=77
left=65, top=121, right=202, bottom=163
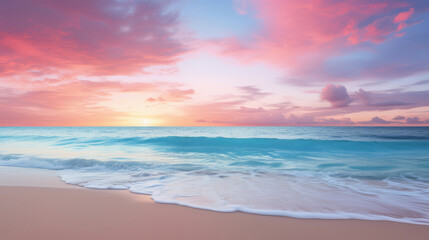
left=0, top=166, right=428, bottom=240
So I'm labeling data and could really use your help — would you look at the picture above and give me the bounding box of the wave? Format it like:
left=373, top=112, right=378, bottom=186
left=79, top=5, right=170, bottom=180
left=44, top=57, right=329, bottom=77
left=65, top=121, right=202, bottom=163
left=141, top=136, right=428, bottom=149
left=9, top=135, right=428, bottom=153
left=358, top=134, right=429, bottom=141
left=1, top=129, right=428, bottom=225
left=0, top=154, right=151, bottom=170
left=1, top=153, right=428, bottom=225
left=60, top=164, right=429, bottom=225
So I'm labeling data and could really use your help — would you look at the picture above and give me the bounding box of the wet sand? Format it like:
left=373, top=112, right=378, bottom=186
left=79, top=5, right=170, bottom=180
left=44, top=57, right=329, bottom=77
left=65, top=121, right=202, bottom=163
left=0, top=167, right=428, bottom=240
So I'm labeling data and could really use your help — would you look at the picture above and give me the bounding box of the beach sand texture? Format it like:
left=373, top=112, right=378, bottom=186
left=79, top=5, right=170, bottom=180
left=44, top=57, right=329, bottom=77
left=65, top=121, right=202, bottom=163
left=0, top=167, right=428, bottom=240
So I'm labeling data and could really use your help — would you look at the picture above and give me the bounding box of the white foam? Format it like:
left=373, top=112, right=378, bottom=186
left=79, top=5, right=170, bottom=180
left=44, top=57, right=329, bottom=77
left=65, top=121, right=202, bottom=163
left=59, top=170, right=429, bottom=225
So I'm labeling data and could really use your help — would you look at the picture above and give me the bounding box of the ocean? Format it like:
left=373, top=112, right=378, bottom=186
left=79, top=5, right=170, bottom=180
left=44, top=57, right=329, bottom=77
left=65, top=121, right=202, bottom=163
left=0, top=127, right=428, bottom=224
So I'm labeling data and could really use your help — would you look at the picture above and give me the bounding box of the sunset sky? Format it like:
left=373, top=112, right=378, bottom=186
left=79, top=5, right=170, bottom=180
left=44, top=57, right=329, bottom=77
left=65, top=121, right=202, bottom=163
left=1, top=0, right=429, bottom=126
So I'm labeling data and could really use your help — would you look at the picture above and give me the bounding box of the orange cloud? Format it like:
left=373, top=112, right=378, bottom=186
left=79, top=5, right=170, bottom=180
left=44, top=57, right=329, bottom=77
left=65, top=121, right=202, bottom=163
left=146, top=89, right=195, bottom=103
left=0, top=80, right=193, bottom=126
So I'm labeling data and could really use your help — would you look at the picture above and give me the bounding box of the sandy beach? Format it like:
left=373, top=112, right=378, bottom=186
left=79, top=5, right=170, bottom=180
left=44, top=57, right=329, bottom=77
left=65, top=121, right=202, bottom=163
left=2, top=0, right=429, bottom=238
left=0, top=167, right=428, bottom=240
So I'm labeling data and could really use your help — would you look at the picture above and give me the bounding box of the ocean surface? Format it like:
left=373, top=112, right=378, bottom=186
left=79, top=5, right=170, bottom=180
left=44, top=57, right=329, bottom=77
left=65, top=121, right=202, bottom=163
left=0, top=127, right=428, bottom=224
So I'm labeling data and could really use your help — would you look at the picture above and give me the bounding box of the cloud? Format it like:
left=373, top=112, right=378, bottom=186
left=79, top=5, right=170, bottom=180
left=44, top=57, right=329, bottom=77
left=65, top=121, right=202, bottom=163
left=174, top=86, right=357, bottom=126
left=323, top=18, right=429, bottom=81
left=351, top=88, right=413, bottom=107
left=406, top=116, right=424, bottom=124
left=410, top=80, right=429, bottom=86
left=318, top=117, right=355, bottom=125
left=321, top=84, right=352, bottom=107
left=218, top=0, right=418, bottom=69
left=184, top=83, right=429, bottom=126
left=356, top=89, right=429, bottom=109
left=146, top=89, right=194, bottom=103
left=195, top=111, right=357, bottom=126
left=0, top=0, right=187, bottom=77
left=211, top=0, right=429, bottom=86
left=298, top=84, right=429, bottom=125
left=351, top=15, right=401, bottom=44
left=1, top=1, right=428, bottom=127
left=237, top=85, right=271, bottom=100
left=0, top=104, right=128, bottom=126
left=394, top=7, right=415, bottom=23
left=332, top=86, right=429, bottom=111
left=0, top=79, right=193, bottom=126
left=369, top=100, right=413, bottom=106
left=359, top=116, right=392, bottom=124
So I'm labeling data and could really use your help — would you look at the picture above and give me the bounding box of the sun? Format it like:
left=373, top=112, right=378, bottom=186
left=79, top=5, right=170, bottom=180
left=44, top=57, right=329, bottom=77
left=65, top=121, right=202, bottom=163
left=141, top=118, right=152, bottom=126
left=139, top=118, right=162, bottom=126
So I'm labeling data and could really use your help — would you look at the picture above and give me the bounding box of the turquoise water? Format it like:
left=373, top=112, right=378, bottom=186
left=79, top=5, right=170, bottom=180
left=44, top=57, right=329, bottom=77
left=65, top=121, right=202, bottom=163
left=0, top=127, right=428, bottom=224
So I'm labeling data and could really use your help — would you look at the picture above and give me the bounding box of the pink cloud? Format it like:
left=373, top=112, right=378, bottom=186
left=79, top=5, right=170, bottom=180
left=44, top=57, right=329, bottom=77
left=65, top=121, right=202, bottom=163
left=163, top=83, right=429, bottom=126
left=249, top=0, right=405, bottom=45
left=0, top=0, right=187, bottom=77
left=170, top=86, right=355, bottom=126
left=354, top=16, right=398, bottom=44
left=0, top=104, right=128, bottom=126
left=394, top=8, right=415, bottom=31
left=394, top=7, right=415, bottom=23
left=0, top=80, right=192, bottom=126
left=146, top=81, right=429, bottom=126
left=196, top=106, right=288, bottom=126
left=193, top=106, right=357, bottom=126
left=146, top=89, right=194, bottom=103
left=217, top=0, right=417, bottom=78
left=0, top=80, right=168, bottom=108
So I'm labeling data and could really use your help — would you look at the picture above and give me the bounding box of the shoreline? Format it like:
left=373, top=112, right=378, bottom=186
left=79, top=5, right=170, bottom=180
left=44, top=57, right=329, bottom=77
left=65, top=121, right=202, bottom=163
left=1, top=167, right=428, bottom=240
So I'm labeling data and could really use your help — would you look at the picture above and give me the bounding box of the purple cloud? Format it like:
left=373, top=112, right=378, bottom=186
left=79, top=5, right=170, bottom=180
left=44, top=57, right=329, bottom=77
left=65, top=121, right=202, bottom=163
left=406, top=117, right=424, bottom=124
left=359, top=116, right=392, bottom=124
left=411, top=80, right=429, bottom=86
left=321, top=84, right=352, bottom=107
left=237, top=86, right=271, bottom=100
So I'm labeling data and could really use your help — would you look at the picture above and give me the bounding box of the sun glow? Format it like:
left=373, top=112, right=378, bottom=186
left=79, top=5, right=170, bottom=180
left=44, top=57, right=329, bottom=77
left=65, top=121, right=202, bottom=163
left=139, top=118, right=162, bottom=126
left=141, top=118, right=151, bottom=126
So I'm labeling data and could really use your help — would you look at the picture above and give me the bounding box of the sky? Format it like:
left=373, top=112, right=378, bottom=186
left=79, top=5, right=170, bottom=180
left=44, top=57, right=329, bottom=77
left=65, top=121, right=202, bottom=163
left=1, top=0, right=429, bottom=126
